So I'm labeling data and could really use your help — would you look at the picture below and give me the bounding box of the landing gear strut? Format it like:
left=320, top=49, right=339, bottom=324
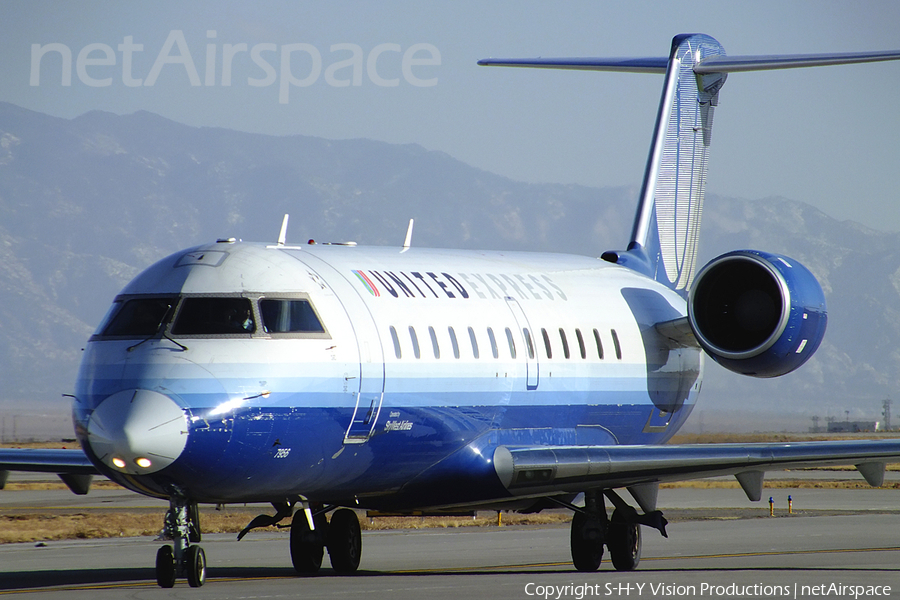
left=156, top=495, right=206, bottom=588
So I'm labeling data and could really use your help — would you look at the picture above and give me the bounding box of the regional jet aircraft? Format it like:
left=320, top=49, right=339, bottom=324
left=3, top=34, right=900, bottom=588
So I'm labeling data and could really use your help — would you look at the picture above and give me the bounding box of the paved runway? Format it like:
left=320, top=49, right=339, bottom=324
left=2, top=506, right=900, bottom=598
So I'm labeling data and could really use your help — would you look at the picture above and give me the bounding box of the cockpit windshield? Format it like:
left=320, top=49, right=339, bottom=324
left=171, top=297, right=256, bottom=335
left=93, top=294, right=328, bottom=340
left=101, top=297, right=177, bottom=337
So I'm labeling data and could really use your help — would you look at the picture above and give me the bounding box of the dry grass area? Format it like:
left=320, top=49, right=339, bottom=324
left=662, top=479, right=900, bottom=490
left=362, top=512, right=571, bottom=530
left=667, top=432, right=900, bottom=444
left=0, top=441, right=80, bottom=449
left=0, top=509, right=570, bottom=545
left=3, top=433, right=898, bottom=544
left=0, top=511, right=249, bottom=544
left=1, top=480, right=122, bottom=492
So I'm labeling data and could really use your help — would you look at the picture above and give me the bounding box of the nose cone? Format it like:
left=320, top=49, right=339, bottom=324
left=86, top=389, right=189, bottom=475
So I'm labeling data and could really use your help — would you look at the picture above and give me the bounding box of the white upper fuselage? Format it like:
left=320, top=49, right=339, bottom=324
left=74, top=240, right=702, bottom=506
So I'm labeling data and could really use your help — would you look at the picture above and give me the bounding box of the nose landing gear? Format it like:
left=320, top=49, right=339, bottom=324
left=156, top=495, right=206, bottom=588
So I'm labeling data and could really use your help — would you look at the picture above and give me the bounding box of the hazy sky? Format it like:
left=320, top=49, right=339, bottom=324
left=2, top=1, right=899, bottom=232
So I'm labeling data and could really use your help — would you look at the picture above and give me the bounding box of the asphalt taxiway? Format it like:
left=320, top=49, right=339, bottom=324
left=1, top=485, right=899, bottom=599
left=1, top=515, right=899, bottom=598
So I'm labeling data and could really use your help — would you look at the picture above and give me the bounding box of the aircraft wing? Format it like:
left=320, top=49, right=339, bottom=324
left=493, top=439, right=900, bottom=506
left=0, top=448, right=98, bottom=495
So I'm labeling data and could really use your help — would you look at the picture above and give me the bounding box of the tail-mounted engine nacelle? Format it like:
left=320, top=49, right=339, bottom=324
left=688, top=250, right=827, bottom=378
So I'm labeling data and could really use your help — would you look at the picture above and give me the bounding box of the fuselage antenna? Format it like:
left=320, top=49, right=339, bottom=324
left=402, top=218, right=414, bottom=251
left=277, top=214, right=290, bottom=247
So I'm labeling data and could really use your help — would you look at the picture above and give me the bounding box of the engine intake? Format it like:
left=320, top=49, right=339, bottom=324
left=688, top=250, right=826, bottom=377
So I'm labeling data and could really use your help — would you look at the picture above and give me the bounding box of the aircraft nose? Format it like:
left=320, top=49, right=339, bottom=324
left=86, top=389, right=189, bottom=475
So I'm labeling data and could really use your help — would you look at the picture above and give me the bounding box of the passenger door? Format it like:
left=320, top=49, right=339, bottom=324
left=505, top=297, right=539, bottom=390
left=288, top=253, right=385, bottom=444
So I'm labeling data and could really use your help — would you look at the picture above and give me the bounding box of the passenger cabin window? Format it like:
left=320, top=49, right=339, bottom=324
left=102, top=297, right=177, bottom=336
left=468, top=327, right=479, bottom=359
left=449, top=327, right=460, bottom=359
left=259, top=299, right=324, bottom=334
left=541, top=328, right=552, bottom=359
left=429, top=326, right=440, bottom=359
left=593, top=328, right=604, bottom=359
left=390, top=326, right=402, bottom=359
left=575, top=328, right=587, bottom=359
left=523, top=328, right=535, bottom=359
left=487, top=327, right=499, bottom=359
left=559, top=328, right=570, bottom=359
left=409, top=326, right=421, bottom=359
left=505, top=327, right=517, bottom=359
left=172, top=297, right=256, bottom=335
left=611, top=329, right=622, bottom=359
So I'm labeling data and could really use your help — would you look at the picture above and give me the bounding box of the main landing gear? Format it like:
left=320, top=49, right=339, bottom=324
left=156, top=495, right=205, bottom=588
left=568, top=489, right=667, bottom=572
left=235, top=501, right=363, bottom=577
left=290, top=506, right=362, bottom=575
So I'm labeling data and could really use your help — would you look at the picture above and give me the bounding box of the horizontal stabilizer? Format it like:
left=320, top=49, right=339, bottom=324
left=477, top=57, right=668, bottom=73
left=695, top=50, right=900, bottom=73
left=479, top=49, right=900, bottom=76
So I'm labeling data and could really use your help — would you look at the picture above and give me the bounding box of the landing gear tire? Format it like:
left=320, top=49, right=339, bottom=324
left=607, top=509, right=641, bottom=571
left=185, top=545, right=207, bottom=587
left=290, top=509, right=326, bottom=574
left=156, top=545, right=177, bottom=588
left=570, top=511, right=604, bottom=572
left=327, top=508, right=362, bottom=574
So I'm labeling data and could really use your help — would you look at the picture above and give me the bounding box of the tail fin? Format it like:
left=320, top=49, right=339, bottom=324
left=625, top=34, right=725, bottom=293
left=479, top=34, right=900, bottom=296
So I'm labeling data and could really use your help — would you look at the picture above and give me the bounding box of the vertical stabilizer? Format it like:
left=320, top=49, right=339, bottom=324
left=478, top=35, right=900, bottom=296
left=627, top=34, right=726, bottom=294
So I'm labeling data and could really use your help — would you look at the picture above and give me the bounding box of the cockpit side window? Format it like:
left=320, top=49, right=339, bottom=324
left=172, top=297, right=256, bottom=335
left=101, top=297, right=178, bottom=337
left=260, top=299, right=325, bottom=334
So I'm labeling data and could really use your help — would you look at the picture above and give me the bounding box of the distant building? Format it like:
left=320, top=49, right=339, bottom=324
left=826, top=420, right=877, bottom=433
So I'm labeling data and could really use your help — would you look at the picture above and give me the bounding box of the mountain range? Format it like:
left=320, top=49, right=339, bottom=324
left=1, top=101, right=898, bottom=436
